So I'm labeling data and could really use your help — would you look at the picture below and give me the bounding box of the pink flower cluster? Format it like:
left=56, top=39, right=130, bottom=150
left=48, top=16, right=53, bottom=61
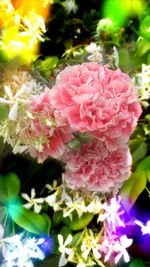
left=64, top=141, right=132, bottom=192
left=50, top=63, right=142, bottom=150
left=28, top=63, right=142, bottom=192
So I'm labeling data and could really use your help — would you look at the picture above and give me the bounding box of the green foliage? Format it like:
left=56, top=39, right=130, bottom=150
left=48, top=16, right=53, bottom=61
left=0, top=206, right=7, bottom=223
left=60, top=226, right=72, bottom=240
left=53, top=210, right=63, bottom=226
left=71, top=232, right=82, bottom=246
left=128, top=258, right=146, bottom=267
left=120, top=170, right=147, bottom=211
left=0, top=172, right=51, bottom=235
left=63, top=211, right=94, bottom=231
left=121, top=156, right=150, bottom=210
left=8, top=201, right=51, bottom=235
left=0, top=103, right=8, bottom=121
left=136, top=38, right=150, bottom=57
left=140, top=15, right=150, bottom=41
left=145, top=114, right=150, bottom=120
left=34, top=56, right=59, bottom=79
left=136, top=156, right=150, bottom=172
left=129, top=140, right=148, bottom=167
left=0, top=172, right=20, bottom=203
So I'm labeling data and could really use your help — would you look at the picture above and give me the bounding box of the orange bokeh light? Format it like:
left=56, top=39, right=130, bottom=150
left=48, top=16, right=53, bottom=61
left=11, top=0, right=51, bottom=20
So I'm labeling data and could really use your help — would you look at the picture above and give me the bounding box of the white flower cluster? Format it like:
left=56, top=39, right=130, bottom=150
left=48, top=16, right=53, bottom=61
left=85, top=43, right=119, bottom=68
left=45, top=177, right=104, bottom=219
left=0, top=225, right=45, bottom=267
left=21, top=183, right=133, bottom=267
left=56, top=196, right=133, bottom=267
left=136, top=64, right=150, bottom=106
left=0, top=71, right=44, bottom=154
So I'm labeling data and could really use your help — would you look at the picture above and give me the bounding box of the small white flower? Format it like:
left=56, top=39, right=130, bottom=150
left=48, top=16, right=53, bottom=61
left=63, top=0, right=77, bottom=14
left=21, top=188, right=45, bottom=213
left=86, top=200, right=103, bottom=214
left=98, top=197, right=125, bottom=230
left=86, top=43, right=103, bottom=62
left=58, top=234, right=73, bottom=267
left=63, top=197, right=87, bottom=218
left=46, top=180, right=58, bottom=191
left=135, top=220, right=150, bottom=235
left=46, top=192, right=62, bottom=211
left=114, top=235, right=133, bottom=264
left=81, top=230, right=101, bottom=261
left=86, top=43, right=101, bottom=54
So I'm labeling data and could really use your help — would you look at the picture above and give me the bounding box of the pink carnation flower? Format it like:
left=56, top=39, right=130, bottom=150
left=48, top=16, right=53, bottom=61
left=50, top=63, right=142, bottom=149
left=25, top=89, right=72, bottom=162
left=63, top=141, right=132, bottom=193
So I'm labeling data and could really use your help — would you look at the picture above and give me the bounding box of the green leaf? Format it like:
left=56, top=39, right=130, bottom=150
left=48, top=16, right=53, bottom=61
left=53, top=211, right=63, bottom=226
left=146, top=170, right=150, bottom=183
left=0, top=175, right=8, bottom=203
left=4, top=172, right=20, bottom=200
left=131, top=142, right=148, bottom=166
left=136, top=156, right=150, bottom=171
left=0, top=206, right=7, bottom=223
left=71, top=232, right=82, bottom=246
left=0, top=103, right=8, bottom=121
left=128, top=258, right=146, bottom=267
left=145, top=114, right=150, bottom=120
left=9, top=201, right=51, bottom=235
left=120, top=171, right=147, bottom=211
left=140, top=15, right=150, bottom=41
left=60, top=226, right=72, bottom=240
left=0, top=173, right=20, bottom=203
left=0, top=137, right=5, bottom=154
left=136, top=38, right=150, bottom=56
left=41, top=56, right=58, bottom=70
left=64, top=211, right=94, bottom=231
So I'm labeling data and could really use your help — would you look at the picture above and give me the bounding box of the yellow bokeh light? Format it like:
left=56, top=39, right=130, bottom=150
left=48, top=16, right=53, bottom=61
left=0, top=0, right=52, bottom=64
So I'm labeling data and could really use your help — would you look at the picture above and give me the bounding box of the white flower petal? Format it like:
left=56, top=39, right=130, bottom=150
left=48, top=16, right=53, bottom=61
left=82, top=248, right=91, bottom=260
left=64, top=234, right=72, bottom=247
left=93, top=247, right=101, bottom=259
left=58, top=235, right=63, bottom=247
left=23, top=203, right=33, bottom=209
left=0, top=98, right=12, bottom=104
left=8, top=101, right=18, bottom=121
left=64, top=248, right=73, bottom=256
left=35, top=198, right=45, bottom=203
left=31, top=188, right=36, bottom=198
left=4, top=85, right=12, bottom=98
left=123, top=250, right=130, bottom=263
left=0, top=224, right=4, bottom=239
left=59, top=252, right=67, bottom=267
left=14, top=84, right=27, bottom=97
left=115, top=252, right=122, bottom=264
left=120, top=235, right=133, bottom=248
left=34, top=204, right=42, bottom=213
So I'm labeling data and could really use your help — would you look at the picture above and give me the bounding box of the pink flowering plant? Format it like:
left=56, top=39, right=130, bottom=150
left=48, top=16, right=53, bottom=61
left=0, top=1, right=150, bottom=267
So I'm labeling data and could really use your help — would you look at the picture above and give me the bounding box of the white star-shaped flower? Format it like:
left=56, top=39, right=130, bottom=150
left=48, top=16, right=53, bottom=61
left=114, top=235, right=133, bottom=264
left=58, top=234, right=73, bottom=267
left=135, top=220, right=150, bottom=235
left=21, top=188, right=45, bottom=213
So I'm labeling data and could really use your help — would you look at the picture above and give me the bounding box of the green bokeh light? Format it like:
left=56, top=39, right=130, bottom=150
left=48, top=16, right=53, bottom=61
left=102, top=0, right=145, bottom=27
